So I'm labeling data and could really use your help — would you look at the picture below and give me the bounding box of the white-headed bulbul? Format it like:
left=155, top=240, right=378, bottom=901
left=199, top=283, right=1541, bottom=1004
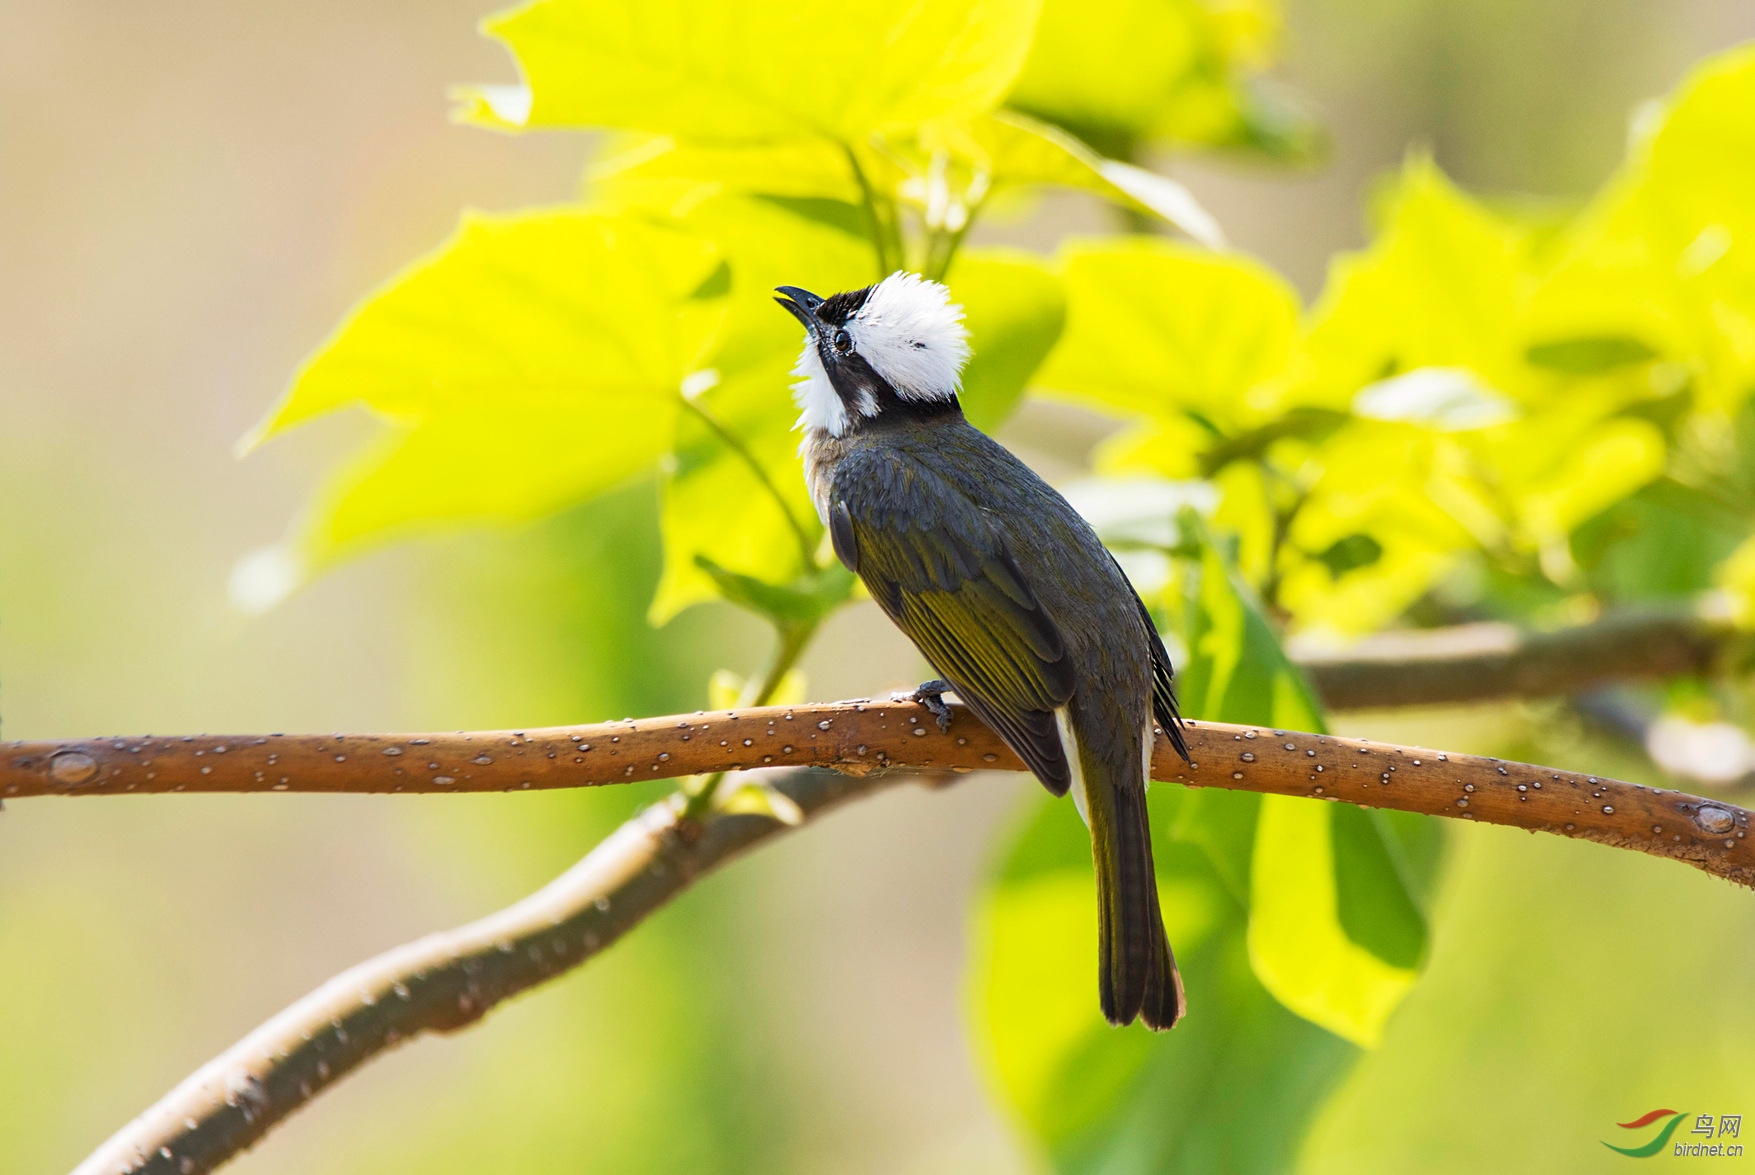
left=775, top=271, right=1192, bottom=1030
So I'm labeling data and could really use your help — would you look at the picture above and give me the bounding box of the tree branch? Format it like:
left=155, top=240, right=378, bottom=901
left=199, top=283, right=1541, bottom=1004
left=27, top=698, right=1754, bottom=1174
left=70, top=766, right=895, bottom=1175
left=9, top=699, right=1752, bottom=882
left=1294, top=604, right=1740, bottom=711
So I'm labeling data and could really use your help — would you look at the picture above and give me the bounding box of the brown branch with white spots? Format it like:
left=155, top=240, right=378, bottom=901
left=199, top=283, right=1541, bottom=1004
left=9, top=701, right=1751, bottom=884
left=23, top=699, right=1753, bottom=1175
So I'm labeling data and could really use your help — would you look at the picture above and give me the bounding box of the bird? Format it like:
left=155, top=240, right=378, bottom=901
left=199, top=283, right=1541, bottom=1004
left=775, top=270, right=1192, bottom=1030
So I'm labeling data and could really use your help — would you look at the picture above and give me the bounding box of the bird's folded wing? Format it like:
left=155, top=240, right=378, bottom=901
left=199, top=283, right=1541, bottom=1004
left=831, top=472, right=1076, bottom=795
left=1113, top=559, right=1189, bottom=763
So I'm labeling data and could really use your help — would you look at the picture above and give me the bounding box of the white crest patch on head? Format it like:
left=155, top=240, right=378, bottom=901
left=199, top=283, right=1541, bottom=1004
left=847, top=271, right=971, bottom=402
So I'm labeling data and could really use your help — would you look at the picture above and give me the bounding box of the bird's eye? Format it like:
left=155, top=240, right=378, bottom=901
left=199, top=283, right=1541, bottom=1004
left=832, top=328, right=852, bottom=353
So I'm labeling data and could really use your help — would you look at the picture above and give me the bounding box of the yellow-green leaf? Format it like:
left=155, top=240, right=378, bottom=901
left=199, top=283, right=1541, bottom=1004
left=304, top=397, right=675, bottom=562
left=1005, top=0, right=1301, bottom=155
left=649, top=356, right=819, bottom=624
left=1717, top=532, right=1755, bottom=628
left=648, top=195, right=874, bottom=621
left=1295, top=156, right=1528, bottom=410
left=1247, top=795, right=1419, bottom=1048
left=459, top=0, right=1043, bottom=143
left=970, top=793, right=1248, bottom=1156
left=929, top=113, right=1226, bottom=245
left=1009, top=0, right=1205, bottom=142
left=1278, top=420, right=1474, bottom=634
left=945, top=245, right=1067, bottom=431
left=249, top=209, right=724, bottom=572
left=1170, top=533, right=1431, bottom=1045
left=586, top=134, right=859, bottom=216
left=587, top=114, right=1225, bottom=246
left=1039, top=236, right=1299, bottom=439
left=1527, top=44, right=1755, bottom=411
left=1510, top=416, right=1667, bottom=545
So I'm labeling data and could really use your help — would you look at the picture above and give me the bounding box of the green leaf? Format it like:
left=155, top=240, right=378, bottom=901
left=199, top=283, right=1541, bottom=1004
left=945, top=246, right=1067, bottom=431
left=246, top=209, right=724, bottom=576
left=1524, top=335, right=1659, bottom=374
left=937, top=113, right=1227, bottom=245
left=1075, top=925, right=1351, bottom=1173
left=692, top=557, right=855, bottom=627
left=1259, top=153, right=1673, bottom=630
left=977, top=870, right=1160, bottom=1142
left=1005, top=0, right=1312, bottom=158
left=1191, top=405, right=1348, bottom=478
left=976, top=786, right=1189, bottom=1144
left=1336, top=806, right=1442, bottom=962
left=646, top=195, right=874, bottom=621
left=1276, top=419, right=1476, bottom=634
left=1526, top=44, right=1755, bottom=411
left=1008, top=0, right=1209, bottom=145
left=1572, top=477, right=1748, bottom=604
left=1038, top=236, right=1299, bottom=459
left=973, top=787, right=1355, bottom=1173
left=714, top=779, right=804, bottom=824
left=1718, top=531, right=1755, bottom=628
left=972, top=529, right=1441, bottom=1168
left=1168, top=785, right=1258, bottom=907
left=1296, top=155, right=1529, bottom=410
left=587, top=135, right=860, bottom=216
left=649, top=358, right=820, bottom=624
left=459, top=0, right=1043, bottom=143
left=1314, top=532, right=1384, bottom=578
left=1174, top=533, right=1323, bottom=730
left=589, top=113, right=1226, bottom=246
left=1170, top=532, right=1431, bottom=1047
left=1511, top=416, right=1667, bottom=543
left=1248, top=794, right=1420, bottom=1047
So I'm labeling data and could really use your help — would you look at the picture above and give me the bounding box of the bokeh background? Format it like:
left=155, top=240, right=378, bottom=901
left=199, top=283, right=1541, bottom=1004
left=5, top=1, right=1755, bottom=1172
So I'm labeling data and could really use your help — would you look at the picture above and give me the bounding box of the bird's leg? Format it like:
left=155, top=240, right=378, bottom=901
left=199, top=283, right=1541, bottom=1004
left=899, top=679, right=955, bottom=733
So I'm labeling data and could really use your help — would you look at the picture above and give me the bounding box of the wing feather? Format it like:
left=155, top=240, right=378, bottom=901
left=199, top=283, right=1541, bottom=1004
left=1115, top=562, right=1190, bottom=764
left=833, top=459, right=1075, bottom=795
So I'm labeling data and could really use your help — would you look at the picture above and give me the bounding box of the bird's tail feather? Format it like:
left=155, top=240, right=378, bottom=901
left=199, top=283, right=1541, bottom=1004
left=1090, top=760, right=1185, bottom=1031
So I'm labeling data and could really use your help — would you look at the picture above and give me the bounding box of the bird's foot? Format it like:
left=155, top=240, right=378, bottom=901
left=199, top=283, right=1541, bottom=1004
left=899, top=679, right=955, bottom=733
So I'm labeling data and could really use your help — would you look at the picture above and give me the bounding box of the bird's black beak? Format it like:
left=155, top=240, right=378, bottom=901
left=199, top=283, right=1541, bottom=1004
left=774, top=285, right=825, bottom=332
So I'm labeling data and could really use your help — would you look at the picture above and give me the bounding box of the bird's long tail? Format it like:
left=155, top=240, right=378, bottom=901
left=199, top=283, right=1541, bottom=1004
left=1061, top=709, right=1185, bottom=1031
left=1098, top=780, right=1185, bottom=1029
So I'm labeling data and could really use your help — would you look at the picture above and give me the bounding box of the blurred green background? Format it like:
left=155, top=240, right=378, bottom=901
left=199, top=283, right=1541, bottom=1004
left=4, top=1, right=1755, bottom=1172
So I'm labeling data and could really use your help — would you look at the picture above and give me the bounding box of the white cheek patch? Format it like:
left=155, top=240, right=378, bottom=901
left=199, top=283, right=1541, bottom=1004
left=791, top=339, right=877, bottom=437
left=846, top=271, right=971, bottom=402
left=791, top=340, right=845, bottom=435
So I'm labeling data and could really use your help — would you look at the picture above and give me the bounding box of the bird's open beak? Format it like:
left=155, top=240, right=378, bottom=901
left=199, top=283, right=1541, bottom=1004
left=774, top=285, right=825, bottom=332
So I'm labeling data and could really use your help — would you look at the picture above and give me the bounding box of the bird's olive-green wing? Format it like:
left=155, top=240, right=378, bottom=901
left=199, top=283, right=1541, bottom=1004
left=829, top=491, right=1076, bottom=795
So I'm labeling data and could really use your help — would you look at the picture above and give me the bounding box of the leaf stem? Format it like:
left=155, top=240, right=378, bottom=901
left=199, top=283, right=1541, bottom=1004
left=923, top=194, right=984, bottom=283
left=843, top=143, right=902, bottom=275
left=679, top=395, right=819, bottom=572
left=681, top=617, right=819, bottom=821
left=1255, top=461, right=1309, bottom=619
